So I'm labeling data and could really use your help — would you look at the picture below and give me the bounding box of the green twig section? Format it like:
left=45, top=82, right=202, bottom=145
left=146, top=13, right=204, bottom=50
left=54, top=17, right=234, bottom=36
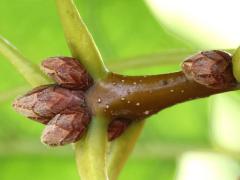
left=56, top=0, right=108, bottom=79
left=75, top=116, right=109, bottom=180
left=232, top=46, right=240, bottom=82
left=0, top=36, right=50, bottom=86
left=107, top=121, right=145, bottom=180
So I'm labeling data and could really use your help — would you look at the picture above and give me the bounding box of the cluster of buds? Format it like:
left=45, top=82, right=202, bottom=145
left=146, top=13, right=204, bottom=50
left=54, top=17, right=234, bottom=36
left=13, top=57, right=93, bottom=146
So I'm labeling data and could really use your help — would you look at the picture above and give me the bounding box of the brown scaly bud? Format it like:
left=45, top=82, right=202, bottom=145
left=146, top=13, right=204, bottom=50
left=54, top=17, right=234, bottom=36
left=108, top=119, right=131, bottom=141
left=13, top=85, right=87, bottom=124
left=182, top=50, right=236, bottom=89
left=41, top=57, right=93, bottom=90
left=41, top=107, right=91, bottom=146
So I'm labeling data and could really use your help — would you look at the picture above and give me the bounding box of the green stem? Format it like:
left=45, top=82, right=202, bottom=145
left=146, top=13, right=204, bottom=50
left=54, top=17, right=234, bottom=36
left=232, top=46, right=240, bottom=82
left=107, top=121, right=145, bottom=180
left=0, top=36, right=50, bottom=86
left=55, top=0, right=108, bottom=79
left=75, top=116, right=109, bottom=180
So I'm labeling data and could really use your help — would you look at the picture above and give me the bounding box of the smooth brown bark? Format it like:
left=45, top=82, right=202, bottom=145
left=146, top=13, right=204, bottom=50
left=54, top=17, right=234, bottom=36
left=87, top=72, right=238, bottom=122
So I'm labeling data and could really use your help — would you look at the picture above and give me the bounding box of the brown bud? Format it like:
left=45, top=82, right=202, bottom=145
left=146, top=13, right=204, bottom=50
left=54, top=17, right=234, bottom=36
left=13, top=85, right=87, bottom=124
left=41, top=57, right=93, bottom=90
left=108, top=119, right=131, bottom=141
left=41, top=107, right=91, bottom=146
left=182, top=50, right=236, bottom=89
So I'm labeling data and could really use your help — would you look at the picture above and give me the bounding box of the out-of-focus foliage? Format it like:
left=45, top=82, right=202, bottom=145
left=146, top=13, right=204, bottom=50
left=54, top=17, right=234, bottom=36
left=0, top=0, right=226, bottom=180
left=176, top=152, right=240, bottom=180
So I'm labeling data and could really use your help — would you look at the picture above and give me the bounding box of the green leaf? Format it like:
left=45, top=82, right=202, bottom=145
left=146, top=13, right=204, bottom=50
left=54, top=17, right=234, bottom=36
left=0, top=36, right=50, bottom=86
left=56, top=0, right=108, bottom=79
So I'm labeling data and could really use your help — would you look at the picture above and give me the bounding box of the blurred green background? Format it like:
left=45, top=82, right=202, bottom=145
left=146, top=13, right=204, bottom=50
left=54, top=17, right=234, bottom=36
left=0, top=0, right=240, bottom=180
